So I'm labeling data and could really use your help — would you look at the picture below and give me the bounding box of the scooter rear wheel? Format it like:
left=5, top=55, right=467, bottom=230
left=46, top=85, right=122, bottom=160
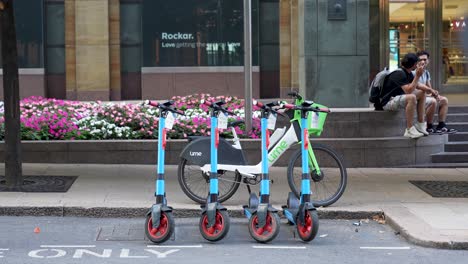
left=248, top=212, right=280, bottom=243
left=296, top=210, right=319, bottom=242
left=199, top=210, right=230, bottom=242
left=145, top=211, right=175, bottom=244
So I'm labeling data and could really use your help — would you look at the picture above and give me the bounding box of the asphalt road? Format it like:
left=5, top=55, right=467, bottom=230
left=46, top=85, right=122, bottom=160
left=0, top=216, right=467, bottom=264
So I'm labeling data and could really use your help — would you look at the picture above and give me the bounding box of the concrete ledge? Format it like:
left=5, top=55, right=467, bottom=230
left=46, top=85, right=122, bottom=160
left=0, top=108, right=453, bottom=167
left=277, top=109, right=408, bottom=138
left=0, top=135, right=447, bottom=167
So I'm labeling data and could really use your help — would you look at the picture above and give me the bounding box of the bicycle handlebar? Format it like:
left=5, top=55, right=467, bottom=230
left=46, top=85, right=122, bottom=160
left=287, top=91, right=303, bottom=100
left=280, top=102, right=331, bottom=113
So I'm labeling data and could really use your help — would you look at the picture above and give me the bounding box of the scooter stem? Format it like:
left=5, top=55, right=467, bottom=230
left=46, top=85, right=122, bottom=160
left=210, top=115, right=218, bottom=202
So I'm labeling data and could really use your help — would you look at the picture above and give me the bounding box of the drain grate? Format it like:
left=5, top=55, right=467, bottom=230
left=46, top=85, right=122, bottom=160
left=97, top=224, right=146, bottom=241
left=409, top=180, right=468, bottom=198
left=0, top=175, right=78, bottom=192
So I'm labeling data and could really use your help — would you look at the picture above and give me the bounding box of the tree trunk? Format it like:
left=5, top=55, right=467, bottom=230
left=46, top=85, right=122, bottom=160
left=0, top=0, right=23, bottom=188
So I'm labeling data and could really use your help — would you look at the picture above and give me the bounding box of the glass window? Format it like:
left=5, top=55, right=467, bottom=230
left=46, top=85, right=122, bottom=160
left=121, top=2, right=142, bottom=73
left=120, top=0, right=142, bottom=100
left=388, top=0, right=425, bottom=70
left=44, top=0, right=65, bottom=99
left=45, top=2, right=65, bottom=74
left=0, top=0, right=44, bottom=68
left=442, top=0, right=468, bottom=86
left=142, top=0, right=259, bottom=67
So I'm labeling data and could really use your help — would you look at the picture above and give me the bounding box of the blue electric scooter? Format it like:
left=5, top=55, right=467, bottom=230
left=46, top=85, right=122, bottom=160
left=282, top=100, right=329, bottom=242
left=198, top=100, right=235, bottom=242
left=145, top=100, right=184, bottom=244
left=243, top=101, right=281, bottom=243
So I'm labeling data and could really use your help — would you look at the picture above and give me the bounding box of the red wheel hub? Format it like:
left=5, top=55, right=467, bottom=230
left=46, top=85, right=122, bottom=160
left=297, top=211, right=313, bottom=236
left=147, top=214, right=169, bottom=239
left=202, top=212, right=224, bottom=237
left=251, top=214, right=273, bottom=237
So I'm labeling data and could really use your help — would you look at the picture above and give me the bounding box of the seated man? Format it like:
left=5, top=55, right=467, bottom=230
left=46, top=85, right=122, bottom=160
left=414, top=50, right=458, bottom=134
left=381, top=53, right=428, bottom=139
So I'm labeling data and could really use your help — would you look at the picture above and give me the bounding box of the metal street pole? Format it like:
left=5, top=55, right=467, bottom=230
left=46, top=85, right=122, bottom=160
left=243, top=0, right=252, bottom=133
left=0, top=0, right=23, bottom=189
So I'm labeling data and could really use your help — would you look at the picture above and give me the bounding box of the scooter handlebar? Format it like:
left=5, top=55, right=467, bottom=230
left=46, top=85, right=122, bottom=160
left=223, top=109, right=236, bottom=116
left=253, top=100, right=264, bottom=108
left=200, top=99, right=212, bottom=107
left=200, top=99, right=235, bottom=116
left=281, top=103, right=295, bottom=109
left=145, top=100, right=185, bottom=116
left=175, top=109, right=185, bottom=116
left=316, top=107, right=331, bottom=113
left=145, top=100, right=159, bottom=107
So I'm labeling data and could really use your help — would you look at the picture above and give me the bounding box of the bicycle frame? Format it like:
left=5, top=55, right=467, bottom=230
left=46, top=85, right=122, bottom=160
left=199, top=119, right=321, bottom=178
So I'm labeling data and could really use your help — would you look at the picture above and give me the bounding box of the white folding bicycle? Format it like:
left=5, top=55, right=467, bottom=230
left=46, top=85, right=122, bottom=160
left=177, top=92, right=347, bottom=207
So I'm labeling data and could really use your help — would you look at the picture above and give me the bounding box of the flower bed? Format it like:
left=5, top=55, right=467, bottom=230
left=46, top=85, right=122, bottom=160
left=0, top=94, right=261, bottom=140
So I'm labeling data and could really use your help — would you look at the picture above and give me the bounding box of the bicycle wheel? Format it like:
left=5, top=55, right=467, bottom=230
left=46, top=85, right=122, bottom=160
left=178, top=158, right=242, bottom=204
left=287, top=143, right=347, bottom=207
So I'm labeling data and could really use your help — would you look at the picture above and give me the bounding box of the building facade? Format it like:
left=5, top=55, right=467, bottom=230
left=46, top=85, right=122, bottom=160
left=0, top=0, right=467, bottom=107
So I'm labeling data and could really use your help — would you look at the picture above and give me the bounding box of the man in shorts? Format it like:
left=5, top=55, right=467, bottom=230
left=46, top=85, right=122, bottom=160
left=414, top=50, right=458, bottom=134
left=381, top=53, right=428, bottom=139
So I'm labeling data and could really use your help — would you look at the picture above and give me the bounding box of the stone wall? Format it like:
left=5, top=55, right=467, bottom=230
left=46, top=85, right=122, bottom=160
left=65, top=0, right=120, bottom=101
left=299, top=0, right=370, bottom=107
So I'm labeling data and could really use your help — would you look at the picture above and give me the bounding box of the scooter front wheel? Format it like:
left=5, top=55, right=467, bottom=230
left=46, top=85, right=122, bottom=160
left=248, top=212, right=280, bottom=243
left=145, top=211, right=175, bottom=244
left=296, top=210, right=319, bottom=242
left=199, top=210, right=230, bottom=242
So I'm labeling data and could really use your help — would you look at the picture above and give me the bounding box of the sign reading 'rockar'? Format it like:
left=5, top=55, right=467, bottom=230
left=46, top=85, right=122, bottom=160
left=161, top=32, right=194, bottom=40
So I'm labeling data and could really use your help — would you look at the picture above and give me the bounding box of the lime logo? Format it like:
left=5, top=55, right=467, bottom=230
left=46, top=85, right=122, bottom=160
left=190, top=151, right=202, bottom=157
left=268, top=140, right=288, bottom=163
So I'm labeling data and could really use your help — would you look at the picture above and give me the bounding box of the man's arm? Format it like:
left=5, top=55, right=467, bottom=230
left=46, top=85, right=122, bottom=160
left=416, top=82, right=433, bottom=93
left=402, top=63, right=424, bottom=94
left=402, top=76, right=420, bottom=94
left=425, top=74, right=439, bottom=98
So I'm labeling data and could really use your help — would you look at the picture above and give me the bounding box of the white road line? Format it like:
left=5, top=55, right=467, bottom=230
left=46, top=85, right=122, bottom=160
left=252, top=246, right=306, bottom=249
left=40, top=245, right=96, bottom=248
left=146, top=245, right=203, bottom=248
left=0, top=249, right=9, bottom=250
left=360, top=247, right=411, bottom=250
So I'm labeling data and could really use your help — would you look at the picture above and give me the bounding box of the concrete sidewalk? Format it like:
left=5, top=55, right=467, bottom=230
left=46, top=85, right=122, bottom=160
left=1, top=164, right=468, bottom=249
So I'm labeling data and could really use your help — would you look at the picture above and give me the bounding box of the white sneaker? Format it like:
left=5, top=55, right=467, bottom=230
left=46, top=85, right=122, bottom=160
left=414, top=122, right=429, bottom=136
left=404, top=126, right=425, bottom=139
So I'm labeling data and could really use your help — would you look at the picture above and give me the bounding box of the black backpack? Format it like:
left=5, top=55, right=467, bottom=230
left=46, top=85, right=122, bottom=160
left=369, top=68, right=403, bottom=110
